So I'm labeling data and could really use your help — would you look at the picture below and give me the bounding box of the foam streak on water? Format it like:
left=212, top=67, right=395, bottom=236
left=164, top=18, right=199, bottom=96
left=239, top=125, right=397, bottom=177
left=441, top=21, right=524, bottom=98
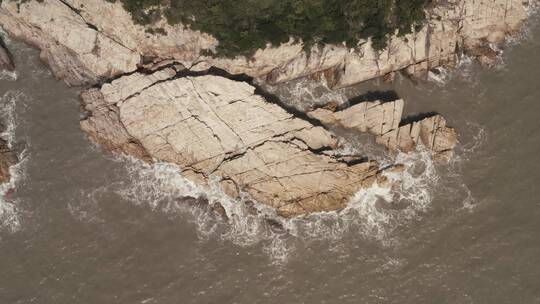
left=0, top=91, right=27, bottom=233
left=95, top=141, right=466, bottom=263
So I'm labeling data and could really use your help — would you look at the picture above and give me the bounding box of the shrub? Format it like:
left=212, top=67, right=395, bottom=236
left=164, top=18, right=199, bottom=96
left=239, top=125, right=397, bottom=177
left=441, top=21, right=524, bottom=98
left=90, top=0, right=431, bottom=57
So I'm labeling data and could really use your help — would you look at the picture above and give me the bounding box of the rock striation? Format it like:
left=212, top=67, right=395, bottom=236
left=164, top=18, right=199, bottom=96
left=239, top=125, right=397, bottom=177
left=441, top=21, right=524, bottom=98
left=81, top=71, right=393, bottom=217
left=0, top=0, right=530, bottom=88
left=309, top=100, right=458, bottom=160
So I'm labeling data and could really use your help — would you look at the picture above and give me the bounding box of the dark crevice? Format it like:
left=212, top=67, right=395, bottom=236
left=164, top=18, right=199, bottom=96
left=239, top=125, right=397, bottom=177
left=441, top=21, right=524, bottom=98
left=187, top=66, right=327, bottom=128
left=85, top=59, right=410, bottom=170
left=338, top=156, right=370, bottom=166
left=93, top=61, right=328, bottom=129
left=335, top=90, right=400, bottom=111
left=399, top=111, right=439, bottom=127
left=56, top=0, right=138, bottom=55
left=56, top=0, right=96, bottom=31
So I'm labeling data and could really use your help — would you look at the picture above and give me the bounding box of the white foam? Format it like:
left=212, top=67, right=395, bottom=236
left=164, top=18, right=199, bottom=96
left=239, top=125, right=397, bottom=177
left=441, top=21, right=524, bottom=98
left=0, top=70, right=17, bottom=81
left=101, top=140, right=461, bottom=263
left=428, top=67, right=451, bottom=85
left=0, top=91, right=24, bottom=148
left=0, top=91, right=28, bottom=233
left=0, top=153, right=28, bottom=233
left=459, top=122, right=487, bottom=156
left=0, top=27, right=17, bottom=81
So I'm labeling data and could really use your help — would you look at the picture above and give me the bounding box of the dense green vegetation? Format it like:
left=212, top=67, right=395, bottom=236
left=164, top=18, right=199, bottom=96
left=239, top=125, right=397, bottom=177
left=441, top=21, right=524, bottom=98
left=112, top=0, right=428, bottom=57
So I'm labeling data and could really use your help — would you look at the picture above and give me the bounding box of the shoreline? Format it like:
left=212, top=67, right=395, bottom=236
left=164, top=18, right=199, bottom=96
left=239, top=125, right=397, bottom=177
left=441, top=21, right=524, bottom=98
left=0, top=0, right=532, bottom=217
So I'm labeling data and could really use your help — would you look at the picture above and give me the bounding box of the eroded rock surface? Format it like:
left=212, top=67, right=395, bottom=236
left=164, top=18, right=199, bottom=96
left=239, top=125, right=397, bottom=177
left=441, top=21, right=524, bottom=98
left=309, top=99, right=457, bottom=160
left=81, top=73, right=392, bottom=217
left=0, top=0, right=530, bottom=87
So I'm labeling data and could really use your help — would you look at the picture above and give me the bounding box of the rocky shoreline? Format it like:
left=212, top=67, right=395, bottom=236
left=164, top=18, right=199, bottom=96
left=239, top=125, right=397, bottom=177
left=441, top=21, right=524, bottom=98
left=0, top=0, right=531, bottom=216
left=0, top=0, right=530, bottom=87
left=79, top=64, right=457, bottom=216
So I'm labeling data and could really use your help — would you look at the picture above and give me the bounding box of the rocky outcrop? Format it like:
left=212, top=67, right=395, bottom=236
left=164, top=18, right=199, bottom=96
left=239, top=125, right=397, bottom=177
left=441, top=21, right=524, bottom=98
left=81, top=71, right=395, bottom=217
left=0, top=37, right=14, bottom=71
left=0, top=0, right=530, bottom=88
left=309, top=100, right=458, bottom=160
left=0, top=0, right=517, bottom=216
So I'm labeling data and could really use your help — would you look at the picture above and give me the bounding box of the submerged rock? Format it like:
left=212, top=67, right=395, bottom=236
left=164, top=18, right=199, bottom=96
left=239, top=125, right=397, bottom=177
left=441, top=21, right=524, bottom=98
left=81, top=72, right=396, bottom=217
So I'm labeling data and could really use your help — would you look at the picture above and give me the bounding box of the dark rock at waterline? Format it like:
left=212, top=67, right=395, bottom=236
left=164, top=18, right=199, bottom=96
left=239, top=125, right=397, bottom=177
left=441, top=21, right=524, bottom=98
left=0, top=137, right=17, bottom=184
left=0, top=37, right=15, bottom=72
left=182, top=196, right=209, bottom=208
left=181, top=196, right=228, bottom=220
left=211, top=202, right=228, bottom=220
left=265, top=218, right=287, bottom=234
left=244, top=200, right=259, bottom=216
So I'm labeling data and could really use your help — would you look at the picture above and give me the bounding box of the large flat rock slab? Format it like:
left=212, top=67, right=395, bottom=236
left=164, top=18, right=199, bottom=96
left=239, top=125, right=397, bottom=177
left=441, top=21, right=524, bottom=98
left=81, top=73, right=391, bottom=217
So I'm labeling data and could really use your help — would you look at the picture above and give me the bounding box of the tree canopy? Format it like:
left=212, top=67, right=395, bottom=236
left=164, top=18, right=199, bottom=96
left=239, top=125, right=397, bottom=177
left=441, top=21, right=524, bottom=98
left=114, top=0, right=430, bottom=57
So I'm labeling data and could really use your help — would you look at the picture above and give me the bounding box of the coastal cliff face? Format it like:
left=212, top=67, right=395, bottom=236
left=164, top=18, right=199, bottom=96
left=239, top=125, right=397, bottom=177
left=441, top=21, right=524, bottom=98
left=0, top=0, right=530, bottom=87
left=0, top=0, right=528, bottom=216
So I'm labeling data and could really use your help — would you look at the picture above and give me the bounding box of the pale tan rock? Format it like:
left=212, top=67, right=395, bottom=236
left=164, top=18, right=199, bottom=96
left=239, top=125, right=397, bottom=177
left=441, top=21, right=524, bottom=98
left=80, top=89, right=151, bottom=162
left=0, top=0, right=141, bottom=85
left=376, top=115, right=458, bottom=159
left=0, top=0, right=530, bottom=87
left=307, top=108, right=337, bottom=125
left=308, top=100, right=457, bottom=159
left=81, top=74, right=389, bottom=217
left=334, top=100, right=404, bottom=135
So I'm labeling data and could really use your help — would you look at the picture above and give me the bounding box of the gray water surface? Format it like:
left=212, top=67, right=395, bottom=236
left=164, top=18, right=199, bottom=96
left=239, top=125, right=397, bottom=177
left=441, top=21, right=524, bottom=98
left=0, top=22, right=539, bottom=304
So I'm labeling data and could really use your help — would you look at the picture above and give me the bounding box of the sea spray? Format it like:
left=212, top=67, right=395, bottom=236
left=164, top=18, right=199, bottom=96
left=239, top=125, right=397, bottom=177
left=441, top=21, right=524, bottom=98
left=0, top=27, right=17, bottom=81
left=92, top=141, right=464, bottom=263
left=0, top=91, right=28, bottom=233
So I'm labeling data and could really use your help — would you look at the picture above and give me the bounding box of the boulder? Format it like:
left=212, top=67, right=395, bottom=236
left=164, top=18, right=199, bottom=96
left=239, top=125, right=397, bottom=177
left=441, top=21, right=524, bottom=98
left=309, top=100, right=457, bottom=160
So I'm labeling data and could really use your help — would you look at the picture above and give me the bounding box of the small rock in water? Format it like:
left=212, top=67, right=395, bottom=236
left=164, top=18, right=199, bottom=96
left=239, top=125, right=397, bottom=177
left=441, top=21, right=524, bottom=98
left=265, top=218, right=287, bottom=234
left=182, top=196, right=210, bottom=208
left=211, top=202, right=228, bottom=220
left=244, top=200, right=259, bottom=216
left=0, top=38, right=15, bottom=71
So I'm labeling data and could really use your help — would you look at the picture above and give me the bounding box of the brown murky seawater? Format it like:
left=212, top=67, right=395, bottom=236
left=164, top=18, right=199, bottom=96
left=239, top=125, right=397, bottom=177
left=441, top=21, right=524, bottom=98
left=0, top=20, right=539, bottom=304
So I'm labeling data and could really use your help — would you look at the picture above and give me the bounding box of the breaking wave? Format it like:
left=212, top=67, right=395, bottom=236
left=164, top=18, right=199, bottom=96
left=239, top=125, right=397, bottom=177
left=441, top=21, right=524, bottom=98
left=81, top=140, right=470, bottom=264
left=0, top=91, right=28, bottom=233
left=0, top=70, right=17, bottom=81
left=0, top=27, right=17, bottom=81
